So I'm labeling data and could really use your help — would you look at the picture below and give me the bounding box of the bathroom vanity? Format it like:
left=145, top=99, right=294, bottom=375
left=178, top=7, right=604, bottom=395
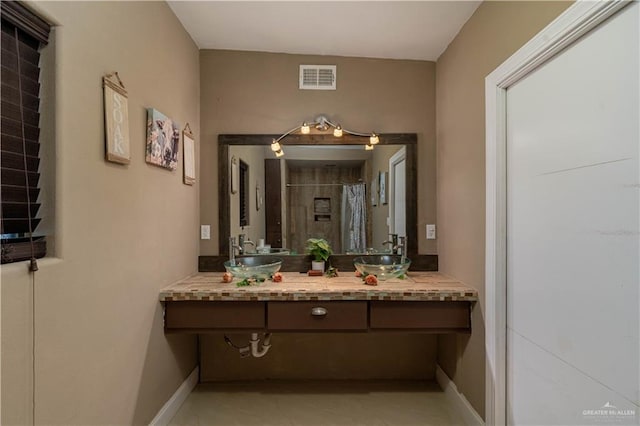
left=160, top=272, right=477, bottom=334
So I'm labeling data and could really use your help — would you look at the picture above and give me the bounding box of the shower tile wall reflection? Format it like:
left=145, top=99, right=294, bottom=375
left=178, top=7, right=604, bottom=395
left=287, top=163, right=365, bottom=254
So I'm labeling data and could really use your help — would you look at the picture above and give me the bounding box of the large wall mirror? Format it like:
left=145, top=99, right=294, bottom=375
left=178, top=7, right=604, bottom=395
left=219, top=134, right=417, bottom=256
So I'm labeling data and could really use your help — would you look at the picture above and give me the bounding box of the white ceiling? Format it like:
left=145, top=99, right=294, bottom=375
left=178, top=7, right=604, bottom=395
left=167, top=1, right=482, bottom=61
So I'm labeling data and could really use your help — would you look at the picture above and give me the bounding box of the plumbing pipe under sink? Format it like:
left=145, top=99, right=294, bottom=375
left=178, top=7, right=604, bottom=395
left=224, top=333, right=272, bottom=358
left=250, top=333, right=272, bottom=357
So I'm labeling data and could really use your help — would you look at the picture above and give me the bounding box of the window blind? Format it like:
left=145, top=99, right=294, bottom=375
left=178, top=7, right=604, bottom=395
left=1, top=1, right=49, bottom=264
left=239, top=160, right=249, bottom=227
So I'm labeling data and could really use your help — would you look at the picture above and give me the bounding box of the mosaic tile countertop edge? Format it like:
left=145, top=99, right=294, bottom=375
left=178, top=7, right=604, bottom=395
left=160, top=272, right=478, bottom=302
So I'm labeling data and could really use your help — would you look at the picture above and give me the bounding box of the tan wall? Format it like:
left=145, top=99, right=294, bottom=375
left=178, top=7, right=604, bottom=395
left=1, top=2, right=200, bottom=424
left=435, top=0, right=572, bottom=419
left=200, top=50, right=437, bottom=255
left=229, top=145, right=267, bottom=244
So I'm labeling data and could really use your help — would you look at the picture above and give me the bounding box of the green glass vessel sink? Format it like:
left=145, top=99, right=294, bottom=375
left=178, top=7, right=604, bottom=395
left=353, top=255, right=411, bottom=281
left=224, top=256, right=283, bottom=279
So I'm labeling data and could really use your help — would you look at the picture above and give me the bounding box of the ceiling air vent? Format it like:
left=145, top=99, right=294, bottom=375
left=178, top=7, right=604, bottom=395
left=299, top=65, right=336, bottom=90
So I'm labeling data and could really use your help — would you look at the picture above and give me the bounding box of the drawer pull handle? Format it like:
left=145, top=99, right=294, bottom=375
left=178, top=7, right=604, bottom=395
left=311, top=307, right=327, bottom=316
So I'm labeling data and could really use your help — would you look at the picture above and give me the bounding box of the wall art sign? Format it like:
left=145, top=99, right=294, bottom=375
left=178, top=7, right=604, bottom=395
left=379, top=171, right=388, bottom=205
left=230, top=156, right=238, bottom=194
left=371, top=176, right=378, bottom=207
left=103, top=72, right=130, bottom=164
left=145, top=108, right=179, bottom=170
left=183, top=123, right=196, bottom=185
left=256, top=182, right=263, bottom=211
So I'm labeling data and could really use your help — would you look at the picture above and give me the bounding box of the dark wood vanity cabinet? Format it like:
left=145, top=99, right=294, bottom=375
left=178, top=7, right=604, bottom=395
left=268, top=301, right=368, bottom=331
left=165, top=301, right=266, bottom=331
left=369, top=301, right=470, bottom=331
left=164, top=300, right=472, bottom=334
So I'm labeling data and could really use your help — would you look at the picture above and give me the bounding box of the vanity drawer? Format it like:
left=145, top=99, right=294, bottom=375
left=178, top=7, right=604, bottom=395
left=370, top=301, right=470, bottom=331
left=165, top=301, right=265, bottom=330
left=267, top=301, right=368, bottom=331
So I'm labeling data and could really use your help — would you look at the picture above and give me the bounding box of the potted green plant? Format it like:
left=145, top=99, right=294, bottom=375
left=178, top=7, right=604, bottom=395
left=306, top=238, right=332, bottom=271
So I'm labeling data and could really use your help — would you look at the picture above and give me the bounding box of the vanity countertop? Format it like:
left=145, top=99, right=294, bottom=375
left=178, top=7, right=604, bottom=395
left=159, top=272, right=478, bottom=302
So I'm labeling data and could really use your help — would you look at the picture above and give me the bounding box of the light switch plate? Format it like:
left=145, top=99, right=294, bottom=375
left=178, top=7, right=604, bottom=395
left=426, top=224, right=436, bottom=240
left=200, top=225, right=211, bottom=240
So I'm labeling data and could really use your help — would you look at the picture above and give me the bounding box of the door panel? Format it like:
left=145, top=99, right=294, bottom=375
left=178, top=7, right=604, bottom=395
left=506, top=3, right=639, bottom=424
left=390, top=147, right=407, bottom=237
left=264, top=159, right=283, bottom=247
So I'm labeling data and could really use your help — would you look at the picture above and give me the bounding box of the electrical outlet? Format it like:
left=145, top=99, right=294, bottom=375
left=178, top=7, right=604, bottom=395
left=426, top=224, right=436, bottom=240
left=200, top=225, right=211, bottom=240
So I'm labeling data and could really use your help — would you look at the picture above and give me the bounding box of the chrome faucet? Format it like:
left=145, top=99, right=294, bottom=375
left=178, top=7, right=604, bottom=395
left=238, top=234, right=245, bottom=254
left=382, top=234, right=399, bottom=254
left=229, top=236, right=241, bottom=265
left=395, top=236, right=406, bottom=263
left=238, top=234, right=256, bottom=255
left=242, top=238, right=256, bottom=254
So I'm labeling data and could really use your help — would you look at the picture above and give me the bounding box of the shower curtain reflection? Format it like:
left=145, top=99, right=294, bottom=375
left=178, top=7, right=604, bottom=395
left=342, top=183, right=367, bottom=254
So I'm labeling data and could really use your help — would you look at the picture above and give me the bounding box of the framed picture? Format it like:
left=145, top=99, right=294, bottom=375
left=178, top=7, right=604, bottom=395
left=230, top=156, right=238, bottom=194
left=256, top=182, right=262, bottom=211
left=379, top=171, right=388, bottom=205
left=145, top=108, right=179, bottom=170
left=371, top=176, right=378, bottom=207
left=183, top=125, right=196, bottom=185
left=103, top=73, right=130, bottom=164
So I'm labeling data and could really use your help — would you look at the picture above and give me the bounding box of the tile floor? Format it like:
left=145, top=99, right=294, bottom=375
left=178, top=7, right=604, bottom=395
left=169, top=380, right=465, bottom=426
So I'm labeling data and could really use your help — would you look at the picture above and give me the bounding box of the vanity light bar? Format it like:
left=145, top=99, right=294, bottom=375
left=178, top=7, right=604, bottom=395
left=271, top=115, right=380, bottom=156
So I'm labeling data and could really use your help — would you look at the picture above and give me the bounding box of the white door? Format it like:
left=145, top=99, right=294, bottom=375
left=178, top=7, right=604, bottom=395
left=389, top=147, right=406, bottom=237
left=505, top=3, right=639, bottom=425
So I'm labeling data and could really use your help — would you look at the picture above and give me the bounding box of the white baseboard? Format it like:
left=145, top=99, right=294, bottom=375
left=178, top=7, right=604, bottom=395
left=436, top=365, right=485, bottom=426
left=149, top=366, right=199, bottom=426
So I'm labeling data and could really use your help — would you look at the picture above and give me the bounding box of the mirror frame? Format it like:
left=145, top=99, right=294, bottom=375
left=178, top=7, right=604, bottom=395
left=218, top=133, right=418, bottom=256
